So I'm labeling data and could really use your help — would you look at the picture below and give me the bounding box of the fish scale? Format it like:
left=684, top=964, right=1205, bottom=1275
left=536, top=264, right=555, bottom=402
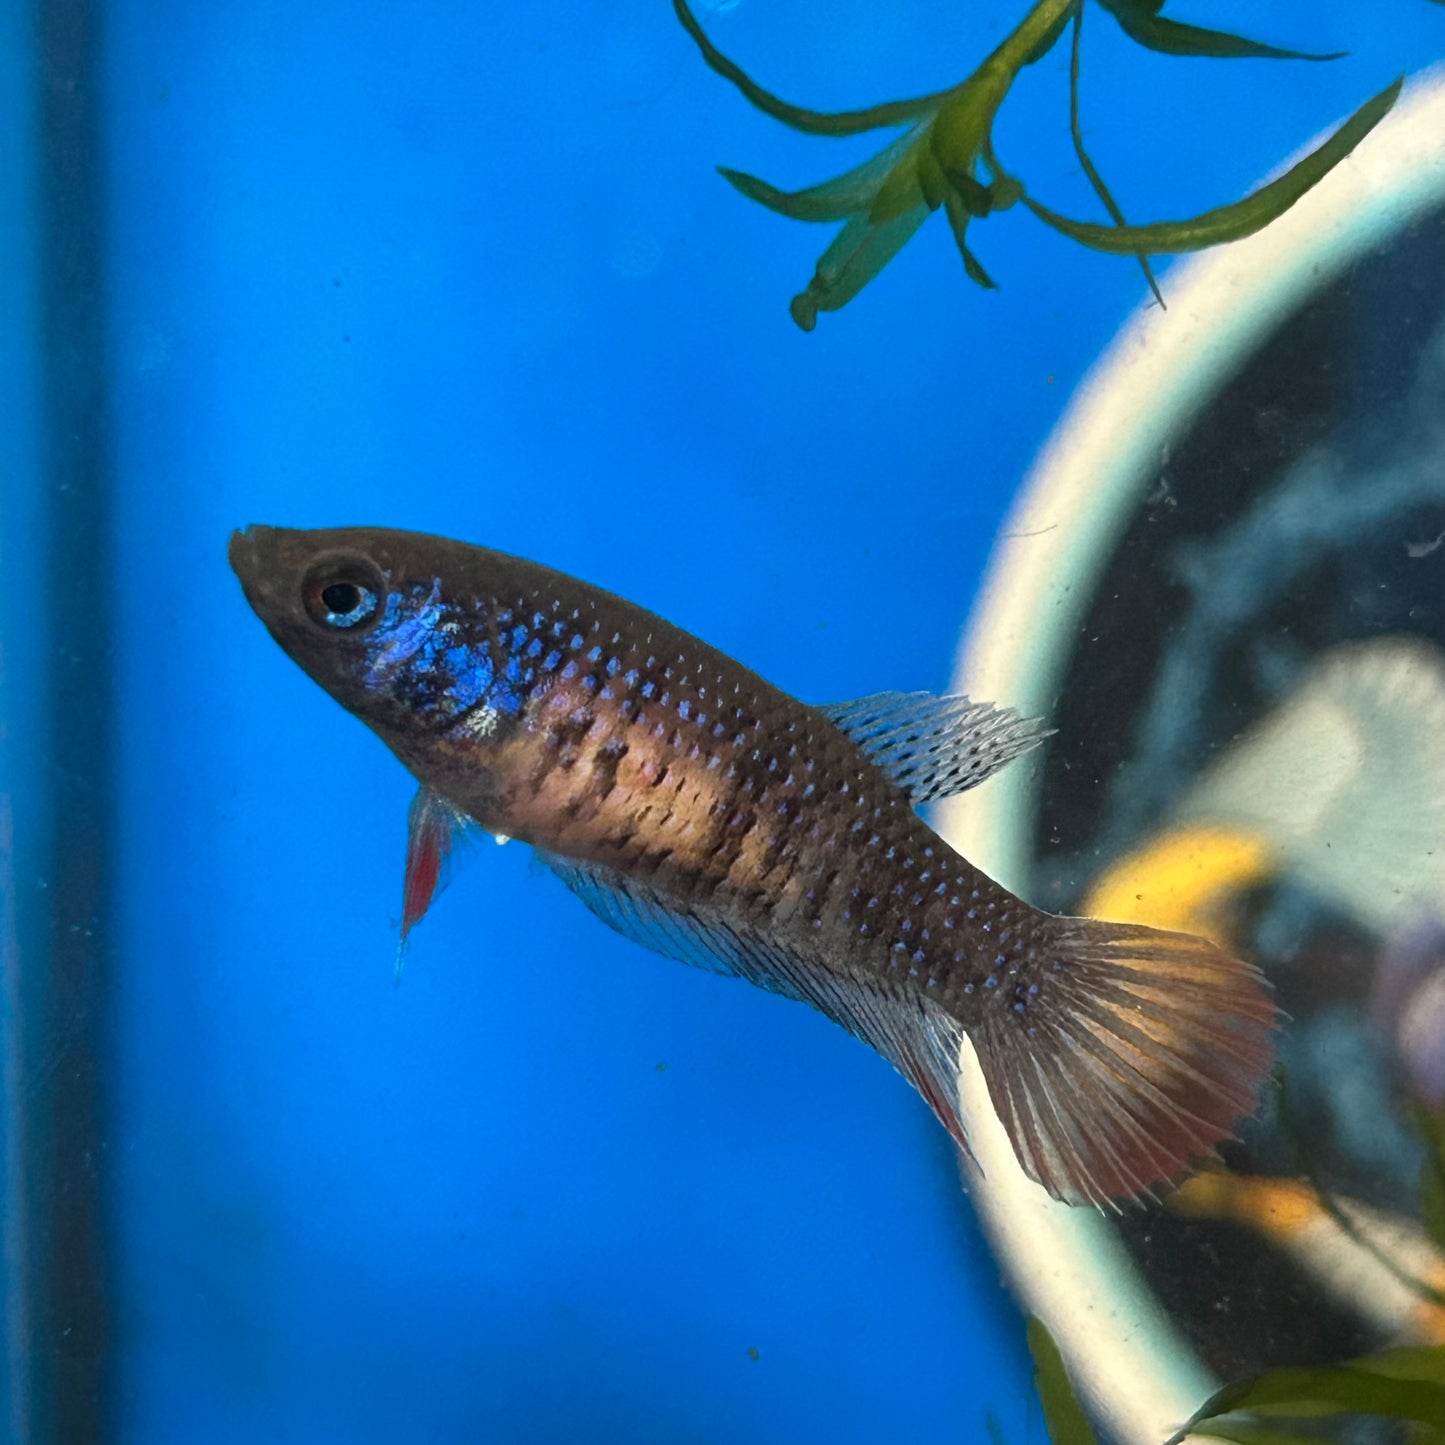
left=232, top=524, right=1276, bottom=1209
left=490, top=599, right=971, bottom=992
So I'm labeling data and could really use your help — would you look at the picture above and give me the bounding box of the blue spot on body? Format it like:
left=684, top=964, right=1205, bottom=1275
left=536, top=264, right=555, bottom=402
left=444, top=648, right=494, bottom=710
left=488, top=680, right=523, bottom=714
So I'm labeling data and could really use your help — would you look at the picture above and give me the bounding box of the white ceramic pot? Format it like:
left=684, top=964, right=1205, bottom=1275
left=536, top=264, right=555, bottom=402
left=936, top=68, right=1445, bottom=1445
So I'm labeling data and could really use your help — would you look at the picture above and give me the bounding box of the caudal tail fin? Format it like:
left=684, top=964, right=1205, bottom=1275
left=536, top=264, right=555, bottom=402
left=968, top=917, right=1276, bottom=1209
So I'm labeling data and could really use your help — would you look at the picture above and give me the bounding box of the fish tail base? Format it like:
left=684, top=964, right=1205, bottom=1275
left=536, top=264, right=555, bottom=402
left=969, top=917, right=1276, bottom=1209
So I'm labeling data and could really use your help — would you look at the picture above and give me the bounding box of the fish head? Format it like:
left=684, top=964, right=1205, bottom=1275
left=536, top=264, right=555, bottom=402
left=229, top=524, right=520, bottom=763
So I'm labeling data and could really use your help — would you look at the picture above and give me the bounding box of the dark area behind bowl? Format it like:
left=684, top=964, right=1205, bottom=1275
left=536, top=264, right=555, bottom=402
left=1032, top=205, right=1445, bottom=1380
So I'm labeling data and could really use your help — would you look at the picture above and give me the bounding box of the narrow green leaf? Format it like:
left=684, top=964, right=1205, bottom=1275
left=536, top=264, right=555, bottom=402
left=718, top=122, right=933, bottom=223
left=944, top=194, right=998, bottom=289
left=1024, top=77, right=1402, bottom=255
left=1357, top=1345, right=1445, bottom=1386
left=1068, top=6, right=1164, bottom=307
left=1022, top=0, right=1080, bottom=66
left=673, top=0, right=952, bottom=137
left=869, top=148, right=930, bottom=226
left=789, top=200, right=932, bottom=330
left=1026, top=1318, right=1099, bottom=1445
left=1187, top=1423, right=1334, bottom=1445
left=1094, top=0, right=1345, bottom=60
left=1168, top=1359, right=1445, bottom=1445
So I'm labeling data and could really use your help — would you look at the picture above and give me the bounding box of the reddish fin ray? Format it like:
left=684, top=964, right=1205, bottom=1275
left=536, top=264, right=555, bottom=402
left=969, top=917, right=1277, bottom=1209
left=396, top=788, right=467, bottom=981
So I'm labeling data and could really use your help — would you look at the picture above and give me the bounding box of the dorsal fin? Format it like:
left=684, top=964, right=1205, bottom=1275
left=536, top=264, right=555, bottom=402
left=817, top=690, right=1052, bottom=804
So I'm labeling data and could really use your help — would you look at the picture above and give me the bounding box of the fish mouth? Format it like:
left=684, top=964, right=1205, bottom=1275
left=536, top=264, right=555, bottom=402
left=229, top=524, right=308, bottom=628
left=229, top=523, right=270, bottom=579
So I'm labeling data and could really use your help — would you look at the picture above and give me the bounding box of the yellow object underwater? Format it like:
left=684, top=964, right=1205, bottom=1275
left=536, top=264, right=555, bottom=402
left=1082, top=824, right=1274, bottom=944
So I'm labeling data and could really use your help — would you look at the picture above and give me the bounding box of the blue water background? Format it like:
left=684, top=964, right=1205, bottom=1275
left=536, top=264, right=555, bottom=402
left=3, top=2, right=1439, bottom=1441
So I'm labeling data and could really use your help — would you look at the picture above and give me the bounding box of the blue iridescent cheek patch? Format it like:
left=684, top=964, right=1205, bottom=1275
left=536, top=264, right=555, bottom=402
left=363, top=581, right=445, bottom=691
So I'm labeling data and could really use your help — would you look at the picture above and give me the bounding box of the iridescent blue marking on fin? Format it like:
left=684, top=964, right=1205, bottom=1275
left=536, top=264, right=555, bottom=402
left=536, top=848, right=972, bottom=1151
left=818, top=691, right=1052, bottom=804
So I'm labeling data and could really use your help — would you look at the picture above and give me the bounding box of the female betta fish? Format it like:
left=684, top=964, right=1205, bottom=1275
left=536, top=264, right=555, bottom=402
left=230, top=525, right=1274, bottom=1208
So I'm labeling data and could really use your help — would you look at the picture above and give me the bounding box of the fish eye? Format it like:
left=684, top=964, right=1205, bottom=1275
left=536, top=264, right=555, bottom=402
left=321, top=581, right=364, bottom=615
left=301, top=555, right=386, bottom=632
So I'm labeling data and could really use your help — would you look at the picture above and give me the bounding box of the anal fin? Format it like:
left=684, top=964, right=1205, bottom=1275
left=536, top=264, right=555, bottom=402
left=538, top=849, right=973, bottom=1154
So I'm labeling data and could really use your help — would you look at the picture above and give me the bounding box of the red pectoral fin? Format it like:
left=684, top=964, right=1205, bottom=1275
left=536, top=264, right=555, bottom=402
left=396, top=788, right=466, bottom=979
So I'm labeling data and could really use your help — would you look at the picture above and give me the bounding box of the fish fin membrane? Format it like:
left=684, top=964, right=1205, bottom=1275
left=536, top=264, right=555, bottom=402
left=538, top=850, right=748, bottom=978
left=969, top=917, right=1276, bottom=1209
left=401, top=788, right=473, bottom=942
left=818, top=691, right=1052, bottom=805
left=538, top=849, right=974, bottom=1152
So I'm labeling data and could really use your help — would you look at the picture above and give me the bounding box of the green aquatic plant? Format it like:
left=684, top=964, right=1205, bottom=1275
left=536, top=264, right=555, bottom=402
left=1020, top=1091, right=1445, bottom=1440
left=1168, top=1345, right=1445, bottom=1443
left=1027, top=1316, right=1099, bottom=1445
left=1025, top=1315, right=1445, bottom=1444
left=675, top=0, right=1404, bottom=329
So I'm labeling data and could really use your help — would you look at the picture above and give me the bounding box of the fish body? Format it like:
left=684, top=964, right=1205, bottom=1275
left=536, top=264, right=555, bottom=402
left=231, top=525, right=1274, bottom=1207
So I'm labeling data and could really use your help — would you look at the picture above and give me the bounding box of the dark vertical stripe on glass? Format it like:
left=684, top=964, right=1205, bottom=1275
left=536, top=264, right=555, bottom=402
left=31, top=0, right=112, bottom=1439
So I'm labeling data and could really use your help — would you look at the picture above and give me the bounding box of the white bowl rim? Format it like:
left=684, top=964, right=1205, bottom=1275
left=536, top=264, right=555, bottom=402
left=935, top=66, right=1445, bottom=1445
